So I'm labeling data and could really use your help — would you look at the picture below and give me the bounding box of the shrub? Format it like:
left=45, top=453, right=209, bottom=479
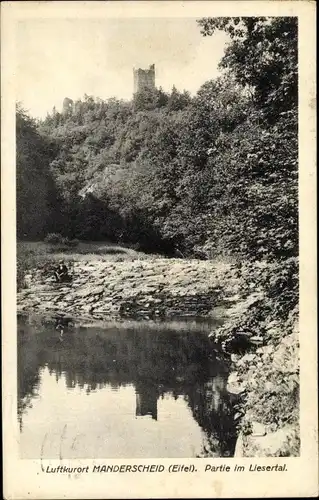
left=16, top=245, right=42, bottom=290
left=60, top=236, right=70, bottom=246
left=67, top=238, right=80, bottom=248
left=44, top=234, right=79, bottom=248
left=60, top=237, right=79, bottom=247
left=44, top=233, right=64, bottom=244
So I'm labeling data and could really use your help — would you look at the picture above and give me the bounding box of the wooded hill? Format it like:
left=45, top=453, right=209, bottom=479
left=17, top=17, right=298, bottom=264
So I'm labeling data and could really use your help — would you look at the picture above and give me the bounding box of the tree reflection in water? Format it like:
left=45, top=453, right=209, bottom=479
left=18, top=314, right=237, bottom=457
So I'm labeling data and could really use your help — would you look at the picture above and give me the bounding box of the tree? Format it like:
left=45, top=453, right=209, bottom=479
left=133, top=87, right=159, bottom=112
left=202, top=109, right=298, bottom=261
left=16, top=105, right=60, bottom=239
left=167, top=86, right=191, bottom=111
left=197, top=17, right=298, bottom=122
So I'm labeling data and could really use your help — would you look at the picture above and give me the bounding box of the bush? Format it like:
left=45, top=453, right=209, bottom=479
left=16, top=245, right=42, bottom=290
left=60, top=236, right=70, bottom=246
left=44, top=233, right=79, bottom=248
left=44, top=233, right=64, bottom=244
left=67, top=238, right=79, bottom=248
left=60, top=236, right=79, bottom=247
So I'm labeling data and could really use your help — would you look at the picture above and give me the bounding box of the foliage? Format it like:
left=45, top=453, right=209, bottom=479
left=197, top=17, right=298, bottom=122
left=66, top=238, right=80, bottom=248
left=200, top=109, right=298, bottom=261
left=16, top=243, right=45, bottom=290
left=44, top=233, right=65, bottom=244
left=17, top=16, right=298, bottom=266
left=44, top=233, right=80, bottom=248
left=16, top=105, right=61, bottom=239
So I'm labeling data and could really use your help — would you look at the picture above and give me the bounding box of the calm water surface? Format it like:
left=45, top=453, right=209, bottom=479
left=18, top=314, right=237, bottom=459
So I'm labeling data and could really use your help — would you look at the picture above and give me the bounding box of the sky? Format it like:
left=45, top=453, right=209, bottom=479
left=16, top=17, right=229, bottom=118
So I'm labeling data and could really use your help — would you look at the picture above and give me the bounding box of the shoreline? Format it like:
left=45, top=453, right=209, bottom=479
left=17, top=257, right=238, bottom=320
left=17, top=256, right=299, bottom=458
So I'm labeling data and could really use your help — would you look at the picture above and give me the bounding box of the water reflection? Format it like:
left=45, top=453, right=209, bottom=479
left=135, top=382, right=158, bottom=420
left=18, top=314, right=237, bottom=458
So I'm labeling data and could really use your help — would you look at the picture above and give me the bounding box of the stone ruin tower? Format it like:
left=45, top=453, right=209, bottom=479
left=133, top=64, right=156, bottom=93
left=62, top=97, right=74, bottom=114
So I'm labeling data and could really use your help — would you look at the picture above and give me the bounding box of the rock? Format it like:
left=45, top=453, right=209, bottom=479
left=243, top=425, right=298, bottom=457
left=227, top=372, right=247, bottom=395
left=239, top=353, right=257, bottom=364
left=18, top=258, right=238, bottom=320
left=250, top=336, right=264, bottom=345
left=76, top=285, right=104, bottom=298
left=223, top=294, right=241, bottom=303
left=74, top=288, right=92, bottom=298
left=81, top=305, right=94, bottom=313
left=265, top=345, right=275, bottom=355
left=272, top=335, right=298, bottom=373
left=234, top=411, right=243, bottom=421
left=264, top=381, right=276, bottom=393
left=231, top=353, right=241, bottom=363
left=251, top=421, right=267, bottom=437
left=266, top=320, right=279, bottom=330
left=235, top=331, right=251, bottom=337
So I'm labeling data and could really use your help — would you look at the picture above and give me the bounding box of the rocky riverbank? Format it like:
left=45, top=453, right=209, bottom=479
left=17, top=258, right=239, bottom=320
left=17, top=256, right=299, bottom=458
left=209, top=260, right=300, bottom=457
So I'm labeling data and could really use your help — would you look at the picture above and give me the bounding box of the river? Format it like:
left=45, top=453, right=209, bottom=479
left=18, top=314, right=237, bottom=459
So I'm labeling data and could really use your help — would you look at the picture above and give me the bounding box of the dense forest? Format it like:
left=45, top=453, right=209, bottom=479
left=17, top=17, right=298, bottom=265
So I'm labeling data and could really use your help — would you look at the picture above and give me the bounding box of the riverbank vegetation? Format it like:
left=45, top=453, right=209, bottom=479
left=17, top=17, right=299, bottom=456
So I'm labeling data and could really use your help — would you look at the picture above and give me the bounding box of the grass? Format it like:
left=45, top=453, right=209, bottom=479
left=17, top=240, right=158, bottom=290
left=18, top=240, right=155, bottom=263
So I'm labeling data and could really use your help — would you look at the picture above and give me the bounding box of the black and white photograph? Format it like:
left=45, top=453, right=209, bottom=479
left=2, top=1, right=317, bottom=498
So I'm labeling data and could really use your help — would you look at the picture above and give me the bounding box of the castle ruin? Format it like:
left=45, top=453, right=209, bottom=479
left=133, top=64, right=156, bottom=93
left=62, top=97, right=74, bottom=114
left=62, top=64, right=156, bottom=112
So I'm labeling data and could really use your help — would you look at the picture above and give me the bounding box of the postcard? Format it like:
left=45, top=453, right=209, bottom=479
left=2, top=1, right=317, bottom=498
